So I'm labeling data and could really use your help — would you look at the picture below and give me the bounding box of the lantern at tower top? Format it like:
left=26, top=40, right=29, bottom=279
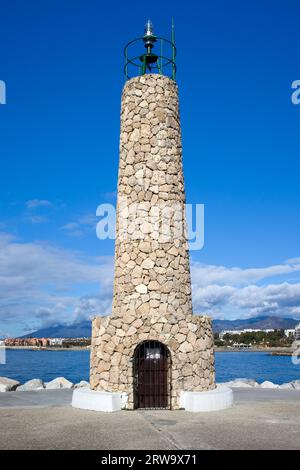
left=124, top=19, right=177, bottom=81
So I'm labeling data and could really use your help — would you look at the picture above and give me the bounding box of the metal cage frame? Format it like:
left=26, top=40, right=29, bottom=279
left=124, top=35, right=177, bottom=81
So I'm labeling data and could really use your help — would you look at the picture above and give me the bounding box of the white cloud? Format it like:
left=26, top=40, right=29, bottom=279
left=192, top=284, right=235, bottom=309
left=191, top=260, right=300, bottom=287
left=22, top=215, right=48, bottom=224
left=26, top=199, right=53, bottom=209
left=0, top=229, right=300, bottom=335
left=104, top=190, right=117, bottom=201
left=61, top=213, right=97, bottom=238
left=286, top=257, right=300, bottom=264
left=61, top=222, right=80, bottom=231
left=191, top=260, right=300, bottom=320
left=0, top=232, right=113, bottom=335
left=20, top=199, right=54, bottom=225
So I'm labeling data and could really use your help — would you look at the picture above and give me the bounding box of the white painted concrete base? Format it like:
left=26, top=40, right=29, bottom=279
left=180, top=385, right=233, bottom=412
left=72, top=385, right=233, bottom=413
left=72, top=387, right=127, bottom=412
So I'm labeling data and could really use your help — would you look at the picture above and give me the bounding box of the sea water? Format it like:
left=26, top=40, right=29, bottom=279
left=0, top=349, right=299, bottom=385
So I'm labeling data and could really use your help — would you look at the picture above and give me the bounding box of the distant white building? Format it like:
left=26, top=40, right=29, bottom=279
left=49, top=338, right=63, bottom=346
left=284, top=323, right=300, bottom=339
left=243, top=328, right=274, bottom=333
left=232, top=342, right=251, bottom=349
left=284, top=329, right=295, bottom=337
left=219, top=328, right=274, bottom=339
left=219, top=330, right=239, bottom=339
left=295, top=323, right=300, bottom=339
left=0, top=340, right=5, bottom=365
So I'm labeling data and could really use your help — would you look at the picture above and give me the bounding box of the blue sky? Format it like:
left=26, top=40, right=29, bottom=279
left=0, top=0, right=300, bottom=336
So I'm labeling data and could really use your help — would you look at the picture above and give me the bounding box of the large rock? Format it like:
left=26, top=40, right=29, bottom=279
left=46, top=377, right=74, bottom=389
left=232, top=378, right=258, bottom=387
left=260, top=380, right=279, bottom=389
left=17, top=379, right=45, bottom=391
left=230, top=380, right=253, bottom=388
left=217, top=381, right=235, bottom=387
left=218, top=378, right=260, bottom=388
left=0, top=377, right=20, bottom=392
left=279, top=382, right=294, bottom=390
left=74, top=380, right=90, bottom=389
left=291, top=380, right=300, bottom=390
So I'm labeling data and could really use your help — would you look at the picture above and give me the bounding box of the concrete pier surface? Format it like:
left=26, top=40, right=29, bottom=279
left=0, top=388, right=299, bottom=450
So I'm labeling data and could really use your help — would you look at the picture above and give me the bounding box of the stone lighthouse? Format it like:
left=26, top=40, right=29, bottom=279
left=74, top=22, right=232, bottom=412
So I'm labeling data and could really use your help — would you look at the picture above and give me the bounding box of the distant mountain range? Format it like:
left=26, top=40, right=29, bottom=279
left=19, top=321, right=92, bottom=339
left=212, top=315, right=299, bottom=333
left=18, top=315, right=299, bottom=338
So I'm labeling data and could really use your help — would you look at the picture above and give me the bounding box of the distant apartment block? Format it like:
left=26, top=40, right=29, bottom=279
left=4, top=337, right=90, bottom=347
left=4, top=337, right=50, bottom=347
left=49, top=338, right=63, bottom=346
left=219, top=328, right=275, bottom=339
left=219, top=324, right=300, bottom=340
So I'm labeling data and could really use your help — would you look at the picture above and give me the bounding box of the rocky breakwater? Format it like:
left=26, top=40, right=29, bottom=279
left=0, top=377, right=20, bottom=392
left=219, top=378, right=300, bottom=390
left=0, top=376, right=89, bottom=392
left=1, top=375, right=300, bottom=394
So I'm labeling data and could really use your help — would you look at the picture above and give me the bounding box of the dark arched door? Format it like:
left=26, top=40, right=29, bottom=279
left=133, top=340, right=171, bottom=409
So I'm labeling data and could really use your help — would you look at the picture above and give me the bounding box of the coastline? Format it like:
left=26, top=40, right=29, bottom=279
left=4, top=345, right=296, bottom=355
left=214, top=346, right=296, bottom=354
left=5, top=346, right=90, bottom=351
left=2, top=348, right=299, bottom=389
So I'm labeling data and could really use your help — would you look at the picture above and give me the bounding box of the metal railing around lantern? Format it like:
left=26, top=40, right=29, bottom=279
left=124, top=20, right=177, bottom=81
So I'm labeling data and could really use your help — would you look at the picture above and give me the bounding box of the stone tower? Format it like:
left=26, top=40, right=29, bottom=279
left=90, top=24, right=215, bottom=410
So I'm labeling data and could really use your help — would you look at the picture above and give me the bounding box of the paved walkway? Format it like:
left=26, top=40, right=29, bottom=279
left=0, top=389, right=299, bottom=449
left=0, top=388, right=73, bottom=408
